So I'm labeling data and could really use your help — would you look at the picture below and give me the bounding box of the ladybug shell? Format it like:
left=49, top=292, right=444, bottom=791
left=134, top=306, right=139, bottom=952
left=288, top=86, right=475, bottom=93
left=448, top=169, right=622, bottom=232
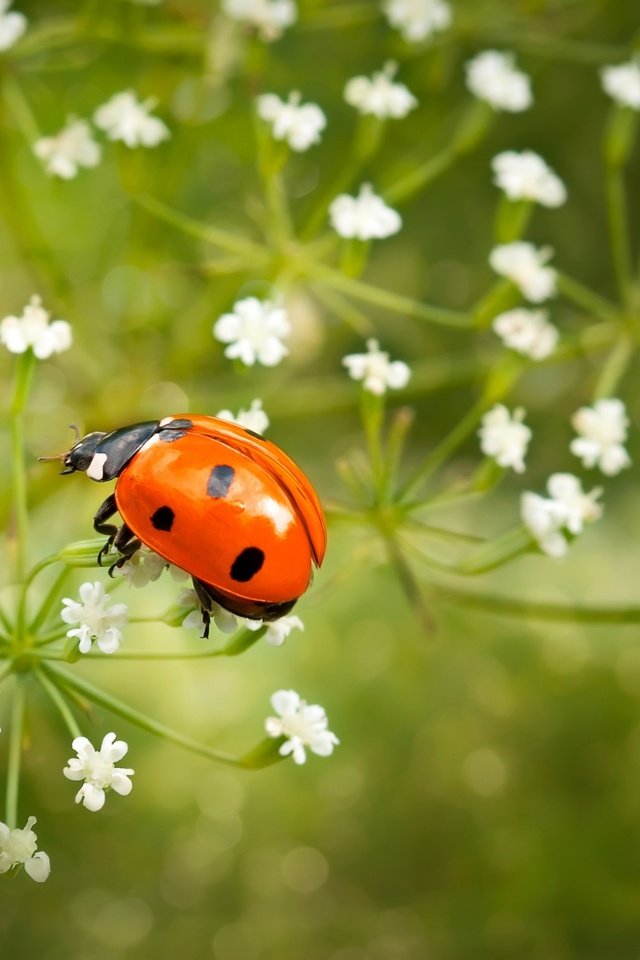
left=114, top=414, right=326, bottom=608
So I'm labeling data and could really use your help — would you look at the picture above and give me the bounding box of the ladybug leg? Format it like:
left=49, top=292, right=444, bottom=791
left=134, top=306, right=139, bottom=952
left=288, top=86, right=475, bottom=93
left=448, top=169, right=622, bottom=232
left=93, top=493, right=119, bottom=564
left=191, top=577, right=213, bottom=640
left=107, top=524, right=142, bottom=577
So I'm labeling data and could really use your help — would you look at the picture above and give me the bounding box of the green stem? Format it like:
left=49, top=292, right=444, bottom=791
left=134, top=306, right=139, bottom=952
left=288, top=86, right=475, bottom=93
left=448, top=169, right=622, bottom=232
left=557, top=273, right=621, bottom=323
left=604, top=164, right=632, bottom=306
left=0, top=661, right=14, bottom=685
left=35, top=668, right=81, bottom=738
left=432, top=585, right=640, bottom=624
left=383, top=145, right=456, bottom=206
left=383, top=534, right=434, bottom=634
left=593, top=333, right=634, bottom=400
left=5, top=680, right=25, bottom=828
left=29, top=566, right=71, bottom=634
left=311, top=282, right=374, bottom=335
left=10, top=352, right=37, bottom=643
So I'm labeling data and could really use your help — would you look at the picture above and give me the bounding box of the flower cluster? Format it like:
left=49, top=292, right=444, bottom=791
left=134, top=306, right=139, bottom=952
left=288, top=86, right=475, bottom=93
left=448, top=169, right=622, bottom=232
left=601, top=58, right=640, bottom=110
left=343, top=338, right=411, bottom=395
left=257, top=91, right=326, bottom=151
left=492, top=308, right=558, bottom=361
left=0, top=0, right=26, bottom=51
left=492, top=151, right=567, bottom=208
left=61, top=581, right=128, bottom=654
left=478, top=405, right=531, bottom=473
left=344, top=62, right=417, bottom=119
left=0, top=817, right=50, bottom=882
left=213, top=297, right=290, bottom=367
left=329, top=184, right=401, bottom=241
left=490, top=242, right=557, bottom=302
left=570, top=399, right=630, bottom=476
left=383, top=0, right=452, bottom=43
left=222, top=0, right=297, bottom=40
left=64, top=733, right=135, bottom=812
left=0, top=295, right=72, bottom=359
left=522, top=474, right=602, bottom=558
left=466, top=51, right=532, bottom=112
left=266, top=690, right=339, bottom=764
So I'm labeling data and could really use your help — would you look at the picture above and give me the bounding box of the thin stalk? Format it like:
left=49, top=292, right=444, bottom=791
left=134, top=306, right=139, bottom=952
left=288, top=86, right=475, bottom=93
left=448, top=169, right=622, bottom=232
left=311, top=282, right=374, bottom=335
left=35, top=669, right=81, bottom=738
left=383, top=534, right=434, bottom=633
left=604, top=165, right=632, bottom=306
left=29, top=566, right=71, bottom=634
left=558, top=273, right=621, bottom=323
left=593, top=334, right=634, bottom=400
left=432, top=585, right=640, bottom=624
left=10, top=352, right=36, bottom=587
left=5, top=680, right=25, bottom=828
left=383, top=145, right=456, bottom=206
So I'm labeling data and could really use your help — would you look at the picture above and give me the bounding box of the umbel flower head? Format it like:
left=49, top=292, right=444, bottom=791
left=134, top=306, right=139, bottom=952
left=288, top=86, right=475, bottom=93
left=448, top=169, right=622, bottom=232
left=222, top=0, right=297, bottom=40
left=489, top=242, right=557, bottom=303
left=466, top=50, right=533, bottom=112
left=216, top=398, right=270, bottom=435
left=601, top=59, right=640, bottom=110
left=0, top=295, right=72, bottom=359
left=257, top=91, right=326, bottom=152
left=213, top=296, right=290, bottom=367
left=343, top=338, right=411, bottom=395
left=244, top=614, right=304, bottom=646
left=33, top=118, right=101, bottom=180
left=94, top=90, right=170, bottom=148
left=570, top=398, right=631, bottom=476
left=492, top=151, right=567, bottom=207
left=265, top=689, right=339, bottom=764
left=521, top=473, right=603, bottom=558
left=344, top=61, right=417, bottom=119
left=61, top=581, right=128, bottom=654
left=64, top=733, right=135, bottom=812
left=329, top=183, right=401, bottom=241
left=0, top=0, right=26, bottom=51
left=492, top=307, right=559, bottom=361
left=478, top=404, right=531, bottom=473
left=0, top=817, right=50, bottom=882
left=383, top=0, right=452, bottom=43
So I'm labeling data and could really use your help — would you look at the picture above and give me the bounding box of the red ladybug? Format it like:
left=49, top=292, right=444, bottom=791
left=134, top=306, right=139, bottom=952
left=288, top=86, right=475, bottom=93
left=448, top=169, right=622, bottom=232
left=58, top=414, right=326, bottom=635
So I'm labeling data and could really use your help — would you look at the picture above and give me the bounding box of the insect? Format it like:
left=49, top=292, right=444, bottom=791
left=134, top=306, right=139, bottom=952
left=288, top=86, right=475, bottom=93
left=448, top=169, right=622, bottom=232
left=52, top=414, right=326, bottom=636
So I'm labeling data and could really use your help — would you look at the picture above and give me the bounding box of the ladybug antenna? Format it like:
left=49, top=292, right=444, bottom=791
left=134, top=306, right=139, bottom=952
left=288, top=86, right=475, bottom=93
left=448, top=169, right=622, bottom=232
left=69, top=423, right=81, bottom=442
left=37, top=452, right=66, bottom=463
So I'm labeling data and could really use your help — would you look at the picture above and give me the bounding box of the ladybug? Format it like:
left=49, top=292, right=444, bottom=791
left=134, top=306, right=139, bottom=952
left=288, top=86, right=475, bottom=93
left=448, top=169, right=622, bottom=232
left=56, top=414, right=326, bottom=636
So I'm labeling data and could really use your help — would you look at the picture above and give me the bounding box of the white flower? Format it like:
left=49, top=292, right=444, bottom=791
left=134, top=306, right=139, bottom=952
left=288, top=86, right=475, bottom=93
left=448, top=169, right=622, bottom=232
left=117, top=547, right=168, bottom=588
left=489, top=242, right=557, bottom=302
left=492, top=307, right=559, bottom=360
left=0, top=817, right=50, bottom=882
left=257, top=91, right=326, bottom=152
left=492, top=150, right=566, bottom=207
left=244, top=614, right=304, bottom=646
left=60, top=581, right=128, bottom=654
left=344, top=61, right=417, bottom=119
left=94, top=91, right=169, bottom=148
left=0, top=0, right=26, bottom=51
left=570, top=398, right=631, bottom=476
left=222, top=0, right=296, bottom=40
left=465, top=50, right=533, bottom=112
left=63, top=733, right=134, bottom=812
left=33, top=118, right=101, bottom=180
left=521, top=473, right=602, bottom=557
left=265, top=689, right=339, bottom=764
left=179, top=589, right=239, bottom=634
left=478, top=405, right=531, bottom=473
left=213, top=297, right=290, bottom=367
left=329, top=183, right=401, bottom=241
left=601, top=60, right=640, bottom=110
left=343, top=338, right=411, bottom=395
left=216, top=398, right=270, bottom=435
left=383, top=0, right=452, bottom=43
left=0, top=295, right=72, bottom=359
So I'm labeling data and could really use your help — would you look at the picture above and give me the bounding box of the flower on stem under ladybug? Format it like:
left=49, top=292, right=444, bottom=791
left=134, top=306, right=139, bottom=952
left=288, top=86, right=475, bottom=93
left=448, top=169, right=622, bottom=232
left=179, top=588, right=239, bottom=635
left=63, top=733, right=134, bottom=812
left=492, top=307, right=558, bottom=360
left=265, top=689, right=339, bottom=764
left=491, top=150, right=566, bottom=208
left=383, top=0, right=452, bottom=43
left=33, top=118, right=101, bottom=180
left=0, top=295, right=72, bottom=359
left=344, top=61, right=417, bottom=119
left=521, top=473, right=602, bottom=558
left=466, top=50, right=533, bottom=112
left=601, top=58, right=640, bottom=110
left=94, top=91, right=170, bottom=148
left=213, top=297, right=290, bottom=367
left=222, top=0, right=297, bottom=40
left=343, top=338, right=411, bottom=395
left=216, top=398, right=270, bottom=435
left=478, top=405, right=531, bottom=473
left=0, top=0, right=26, bottom=51
left=0, top=816, right=50, bottom=882
left=117, top=547, right=188, bottom=589
left=60, top=581, right=128, bottom=654
left=257, top=91, right=326, bottom=151
left=329, top=184, right=401, bottom=241
left=570, top=398, right=631, bottom=476
left=489, top=242, right=557, bottom=303
left=245, top=614, right=304, bottom=646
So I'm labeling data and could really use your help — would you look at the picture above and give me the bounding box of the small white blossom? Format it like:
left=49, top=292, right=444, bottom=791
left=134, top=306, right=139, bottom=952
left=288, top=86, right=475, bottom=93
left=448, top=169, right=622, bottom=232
left=63, top=733, right=134, bottom=812
left=222, top=0, right=296, bottom=40
left=492, top=150, right=566, bottom=207
left=257, top=91, right=326, bottom=152
left=0, top=295, right=72, bottom=359
left=344, top=61, right=417, bottom=119
left=60, top=581, right=128, bottom=654
left=343, top=338, right=411, bottom=395
left=383, top=0, right=452, bottom=43
left=465, top=50, right=533, bottom=112
left=179, top=589, right=239, bottom=634
left=0, top=0, right=26, bottom=51
left=244, top=614, right=304, bottom=646
left=329, top=183, right=401, bottom=241
left=521, top=473, right=602, bottom=558
left=0, top=817, right=50, bottom=882
left=265, top=689, right=339, bottom=764
left=492, top=307, right=559, bottom=360
left=570, top=398, right=631, bottom=476
left=213, top=297, right=290, bottom=367
left=478, top=405, right=531, bottom=473
left=216, top=398, right=270, bottom=435
left=33, top=118, right=101, bottom=180
left=489, top=242, right=557, bottom=303
left=94, top=91, right=169, bottom=148
left=116, top=546, right=190, bottom=588
left=601, top=59, right=640, bottom=110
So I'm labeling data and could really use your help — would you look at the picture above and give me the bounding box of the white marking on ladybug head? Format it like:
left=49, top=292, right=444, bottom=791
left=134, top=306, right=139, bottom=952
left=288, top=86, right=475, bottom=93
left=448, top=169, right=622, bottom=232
left=87, top=451, right=108, bottom=481
left=160, top=416, right=174, bottom=426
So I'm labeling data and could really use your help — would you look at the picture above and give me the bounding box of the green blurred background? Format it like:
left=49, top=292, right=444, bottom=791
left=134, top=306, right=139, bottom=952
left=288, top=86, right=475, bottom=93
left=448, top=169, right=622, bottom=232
left=2, top=1, right=640, bottom=957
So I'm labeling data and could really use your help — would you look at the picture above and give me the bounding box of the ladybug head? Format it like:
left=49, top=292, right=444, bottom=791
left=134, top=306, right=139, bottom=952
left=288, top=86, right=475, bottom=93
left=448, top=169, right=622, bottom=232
left=60, top=431, right=107, bottom=474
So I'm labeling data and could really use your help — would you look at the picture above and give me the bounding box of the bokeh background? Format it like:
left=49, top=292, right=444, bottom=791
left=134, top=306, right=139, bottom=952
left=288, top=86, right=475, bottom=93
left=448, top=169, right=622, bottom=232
left=2, top=1, right=640, bottom=957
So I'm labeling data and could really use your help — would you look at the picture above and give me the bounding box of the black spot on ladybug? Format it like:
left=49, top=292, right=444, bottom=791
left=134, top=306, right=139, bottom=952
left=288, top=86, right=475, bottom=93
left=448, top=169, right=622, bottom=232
left=244, top=428, right=267, bottom=441
left=168, top=419, right=193, bottom=430
left=230, top=547, right=265, bottom=582
left=150, top=506, right=175, bottom=531
left=207, top=465, right=235, bottom=498
left=159, top=430, right=188, bottom=443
